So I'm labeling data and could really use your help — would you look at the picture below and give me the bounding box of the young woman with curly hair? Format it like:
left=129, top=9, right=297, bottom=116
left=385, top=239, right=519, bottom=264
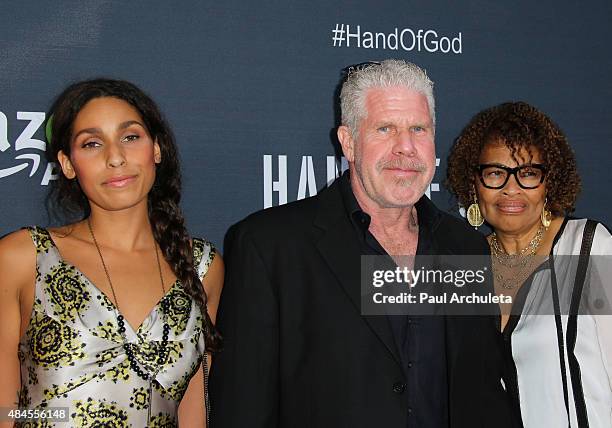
left=0, top=79, right=223, bottom=427
left=447, top=101, right=611, bottom=428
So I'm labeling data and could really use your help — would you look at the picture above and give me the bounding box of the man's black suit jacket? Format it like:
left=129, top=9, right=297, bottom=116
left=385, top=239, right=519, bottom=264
left=210, top=178, right=513, bottom=428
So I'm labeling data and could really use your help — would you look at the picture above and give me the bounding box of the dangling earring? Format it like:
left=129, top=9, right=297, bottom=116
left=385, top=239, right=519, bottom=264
left=541, top=198, right=552, bottom=229
left=467, top=193, right=484, bottom=229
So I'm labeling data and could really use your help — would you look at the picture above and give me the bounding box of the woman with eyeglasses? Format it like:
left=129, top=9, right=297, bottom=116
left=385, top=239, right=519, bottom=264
left=446, top=102, right=611, bottom=427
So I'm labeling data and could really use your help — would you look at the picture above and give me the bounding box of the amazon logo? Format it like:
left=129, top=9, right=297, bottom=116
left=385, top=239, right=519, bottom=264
left=0, top=111, right=58, bottom=185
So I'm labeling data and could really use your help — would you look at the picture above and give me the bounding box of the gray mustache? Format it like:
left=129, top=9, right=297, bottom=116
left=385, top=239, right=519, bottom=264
left=377, top=159, right=427, bottom=172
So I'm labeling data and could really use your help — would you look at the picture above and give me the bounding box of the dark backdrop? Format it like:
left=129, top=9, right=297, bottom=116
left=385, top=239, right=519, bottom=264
left=2, top=1, right=611, bottom=248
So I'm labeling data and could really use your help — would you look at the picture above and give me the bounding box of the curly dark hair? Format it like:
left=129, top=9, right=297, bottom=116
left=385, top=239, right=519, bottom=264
left=46, top=78, right=221, bottom=353
left=446, top=101, right=581, bottom=216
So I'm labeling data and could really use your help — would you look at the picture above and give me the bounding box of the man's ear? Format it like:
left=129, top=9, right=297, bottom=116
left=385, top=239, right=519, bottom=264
left=153, top=139, right=161, bottom=164
left=337, top=125, right=356, bottom=163
left=57, top=150, right=76, bottom=179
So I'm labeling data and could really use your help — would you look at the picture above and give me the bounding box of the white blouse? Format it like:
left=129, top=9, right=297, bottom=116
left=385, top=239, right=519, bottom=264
left=508, top=218, right=612, bottom=427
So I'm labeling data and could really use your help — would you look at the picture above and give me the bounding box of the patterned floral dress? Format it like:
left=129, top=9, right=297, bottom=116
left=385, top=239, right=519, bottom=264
left=17, top=227, right=215, bottom=427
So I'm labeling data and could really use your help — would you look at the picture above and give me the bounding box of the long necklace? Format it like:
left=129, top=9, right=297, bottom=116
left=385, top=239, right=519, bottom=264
left=490, top=225, right=545, bottom=290
left=87, top=218, right=171, bottom=380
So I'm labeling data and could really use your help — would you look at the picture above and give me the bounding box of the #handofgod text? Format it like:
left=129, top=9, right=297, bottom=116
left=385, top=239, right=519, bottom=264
left=372, top=266, right=486, bottom=288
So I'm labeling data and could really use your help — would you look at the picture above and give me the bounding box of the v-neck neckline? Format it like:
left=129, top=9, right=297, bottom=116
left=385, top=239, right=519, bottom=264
left=499, top=216, right=570, bottom=335
left=42, top=227, right=180, bottom=335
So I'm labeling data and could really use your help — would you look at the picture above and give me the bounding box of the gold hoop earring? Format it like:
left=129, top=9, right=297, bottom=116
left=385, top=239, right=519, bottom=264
left=541, top=199, right=552, bottom=228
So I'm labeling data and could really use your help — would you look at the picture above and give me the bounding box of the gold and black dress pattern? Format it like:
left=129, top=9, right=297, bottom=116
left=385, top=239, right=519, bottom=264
left=18, top=227, right=215, bottom=427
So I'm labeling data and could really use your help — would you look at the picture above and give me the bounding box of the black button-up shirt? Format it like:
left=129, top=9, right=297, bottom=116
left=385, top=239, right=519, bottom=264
left=339, top=172, right=449, bottom=428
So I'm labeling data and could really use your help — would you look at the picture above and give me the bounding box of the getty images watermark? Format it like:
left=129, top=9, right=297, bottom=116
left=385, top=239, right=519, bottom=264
left=360, top=255, right=612, bottom=316
left=362, top=255, right=500, bottom=315
left=331, top=24, right=462, bottom=54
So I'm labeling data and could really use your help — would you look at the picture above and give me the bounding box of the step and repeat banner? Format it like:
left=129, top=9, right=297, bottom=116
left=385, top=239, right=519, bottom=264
left=1, top=1, right=611, bottom=248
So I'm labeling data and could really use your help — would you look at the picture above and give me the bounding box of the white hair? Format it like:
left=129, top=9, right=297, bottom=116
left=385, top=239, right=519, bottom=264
left=340, top=59, right=435, bottom=137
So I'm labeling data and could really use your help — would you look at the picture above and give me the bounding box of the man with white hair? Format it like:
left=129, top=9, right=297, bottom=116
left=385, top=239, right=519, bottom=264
left=210, top=60, right=513, bottom=427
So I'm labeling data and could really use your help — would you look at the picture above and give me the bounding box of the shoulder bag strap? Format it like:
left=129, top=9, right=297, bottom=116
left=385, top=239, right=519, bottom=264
left=549, top=251, right=572, bottom=425
left=566, top=219, right=597, bottom=428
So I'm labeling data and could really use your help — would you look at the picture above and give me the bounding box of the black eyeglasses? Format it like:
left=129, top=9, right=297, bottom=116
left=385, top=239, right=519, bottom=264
left=477, top=163, right=547, bottom=189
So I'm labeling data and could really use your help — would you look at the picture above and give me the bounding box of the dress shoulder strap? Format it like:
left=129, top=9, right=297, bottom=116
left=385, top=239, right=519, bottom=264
left=191, top=237, right=216, bottom=428
left=23, top=226, right=55, bottom=255
left=192, top=238, right=216, bottom=279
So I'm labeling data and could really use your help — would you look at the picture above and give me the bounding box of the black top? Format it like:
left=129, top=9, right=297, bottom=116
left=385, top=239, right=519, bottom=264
left=339, top=172, right=449, bottom=428
left=211, top=173, right=514, bottom=428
